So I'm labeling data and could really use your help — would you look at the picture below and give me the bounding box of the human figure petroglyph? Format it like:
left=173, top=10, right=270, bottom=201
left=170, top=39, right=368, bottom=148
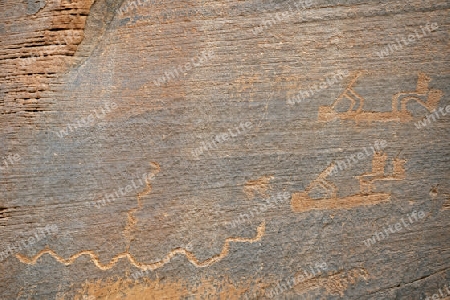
left=318, top=72, right=443, bottom=123
left=291, top=153, right=406, bottom=213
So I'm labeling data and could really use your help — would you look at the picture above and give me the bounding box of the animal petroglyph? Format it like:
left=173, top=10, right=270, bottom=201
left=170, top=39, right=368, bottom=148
left=291, top=153, right=405, bottom=213
left=16, top=162, right=266, bottom=270
left=318, top=72, right=443, bottom=123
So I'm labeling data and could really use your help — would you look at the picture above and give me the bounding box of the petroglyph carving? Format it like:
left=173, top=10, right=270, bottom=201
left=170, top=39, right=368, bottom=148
left=355, top=152, right=406, bottom=194
left=442, top=197, right=450, bottom=211
left=244, top=175, right=274, bottom=200
left=123, top=162, right=160, bottom=250
left=318, top=72, right=443, bottom=123
left=17, top=162, right=265, bottom=270
left=291, top=154, right=405, bottom=213
left=16, top=221, right=265, bottom=271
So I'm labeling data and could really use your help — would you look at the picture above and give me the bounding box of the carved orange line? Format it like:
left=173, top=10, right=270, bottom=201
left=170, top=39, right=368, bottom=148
left=16, top=221, right=265, bottom=271
left=17, top=162, right=264, bottom=271
left=124, top=162, right=160, bottom=248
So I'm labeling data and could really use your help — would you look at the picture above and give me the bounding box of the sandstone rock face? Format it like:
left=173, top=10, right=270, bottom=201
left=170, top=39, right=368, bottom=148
left=0, top=0, right=449, bottom=299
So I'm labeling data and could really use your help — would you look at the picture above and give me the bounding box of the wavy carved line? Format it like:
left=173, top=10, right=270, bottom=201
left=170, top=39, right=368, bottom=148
left=124, top=162, right=160, bottom=249
left=17, top=162, right=265, bottom=271
left=16, top=221, right=265, bottom=271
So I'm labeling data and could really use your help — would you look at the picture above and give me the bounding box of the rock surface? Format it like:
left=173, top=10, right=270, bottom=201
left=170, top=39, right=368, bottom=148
left=0, top=0, right=449, bottom=299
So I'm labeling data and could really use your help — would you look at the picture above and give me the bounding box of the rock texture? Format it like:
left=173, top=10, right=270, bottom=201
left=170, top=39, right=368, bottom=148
left=0, top=0, right=449, bottom=299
